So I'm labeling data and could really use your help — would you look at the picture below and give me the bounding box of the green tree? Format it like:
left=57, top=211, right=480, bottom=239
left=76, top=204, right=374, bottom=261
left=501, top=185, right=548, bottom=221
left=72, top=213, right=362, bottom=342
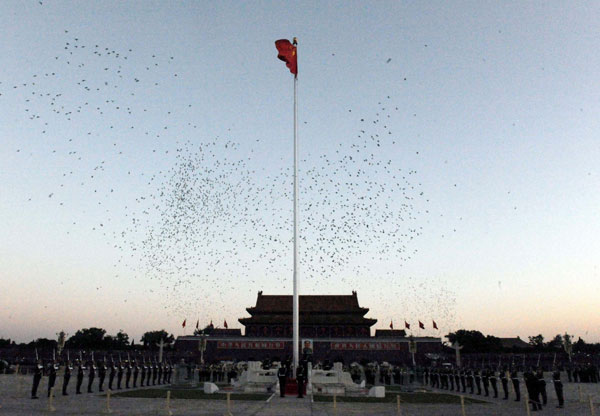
left=113, top=330, right=130, bottom=349
left=140, top=330, right=174, bottom=349
left=446, top=330, right=502, bottom=353
left=28, top=338, right=58, bottom=350
left=528, top=334, right=545, bottom=350
left=65, top=328, right=107, bottom=349
left=547, top=334, right=563, bottom=350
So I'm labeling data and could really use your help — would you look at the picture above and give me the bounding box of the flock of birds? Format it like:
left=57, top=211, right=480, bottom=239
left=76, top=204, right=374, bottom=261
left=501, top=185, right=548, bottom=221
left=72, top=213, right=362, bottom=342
left=3, top=24, right=459, bottom=330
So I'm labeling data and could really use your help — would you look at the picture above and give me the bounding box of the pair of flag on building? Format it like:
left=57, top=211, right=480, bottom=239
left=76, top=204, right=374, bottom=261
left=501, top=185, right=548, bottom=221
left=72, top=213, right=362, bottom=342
left=390, top=320, right=438, bottom=330
left=182, top=319, right=228, bottom=329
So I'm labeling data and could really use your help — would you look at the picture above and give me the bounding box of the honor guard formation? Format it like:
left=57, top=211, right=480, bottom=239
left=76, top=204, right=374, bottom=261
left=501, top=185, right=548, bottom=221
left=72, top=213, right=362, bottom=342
left=423, top=364, right=574, bottom=411
left=28, top=356, right=173, bottom=399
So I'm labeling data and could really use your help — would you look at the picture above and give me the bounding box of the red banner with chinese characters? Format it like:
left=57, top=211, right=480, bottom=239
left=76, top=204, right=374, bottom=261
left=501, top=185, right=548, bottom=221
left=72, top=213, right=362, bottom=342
left=216, top=341, right=285, bottom=350
left=330, top=342, right=405, bottom=351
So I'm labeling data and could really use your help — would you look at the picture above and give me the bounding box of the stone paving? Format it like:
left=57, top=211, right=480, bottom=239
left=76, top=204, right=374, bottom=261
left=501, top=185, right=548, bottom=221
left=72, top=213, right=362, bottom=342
left=1, top=374, right=598, bottom=415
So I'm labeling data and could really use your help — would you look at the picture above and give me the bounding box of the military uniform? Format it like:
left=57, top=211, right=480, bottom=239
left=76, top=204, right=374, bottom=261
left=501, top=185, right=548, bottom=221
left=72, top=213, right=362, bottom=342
left=490, top=369, right=498, bottom=398
left=501, top=368, right=509, bottom=399
left=524, top=369, right=541, bottom=411
left=62, top=361, right=72, bottom=395
left=133, top=361, right=139, bottom=388
left=125, top=361, right=132, bottom=388
left=278, top=365, right=288, bottom=397
left=296, top=365, right=305, bottom=398
left=140, top=362, right=146, bottom=387
left=474, top=369, right=482, bottom=395
left=467, top=369, right=474, bottom=394
left=31, top=360, right=43, bottom=399
left=537, top=369, right=547, bottom=405
left=87, top=361, right=96, bottom=393
left=108, top=362, right=116, bottom=390
left=482, top=368, right=490, bottom=396
left=47, top=361, right=58, bottom=397
left=76, top=361, right=85, bottom=394
left=552, top=370, right=564, bottom=408
left=117, top=361, right=124, bottom=389
left=511, top=370, right=520, bottom=401
left=152, top=362, right=158, bottom=385
left=460, top=369, right=466, bottom=393
left=98, top=361, right=107, bottom=392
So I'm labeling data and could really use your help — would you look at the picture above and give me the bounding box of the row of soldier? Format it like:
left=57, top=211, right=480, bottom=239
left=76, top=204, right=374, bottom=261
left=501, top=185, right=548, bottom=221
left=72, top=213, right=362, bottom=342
left=566, top=364, right=599, bottom=383
left=30, top=359, right=173, bottom=399
left=425, top=366, right=564, bottom=410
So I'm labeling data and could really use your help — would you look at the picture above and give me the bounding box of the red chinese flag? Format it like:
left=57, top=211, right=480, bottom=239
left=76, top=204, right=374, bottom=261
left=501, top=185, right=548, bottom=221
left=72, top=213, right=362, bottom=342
left=432, top=320, right=438, bottom=330
left=404, top=321, right=410, bottom=330
left=224, top=320, right=228, bottom=329
left=275, top=39, right=297, bottom=76
left=419, top=321, right=425, bottom=329
left=182, top=319, right=186, bottom=328
left=389, top=321, right=394, bottom=330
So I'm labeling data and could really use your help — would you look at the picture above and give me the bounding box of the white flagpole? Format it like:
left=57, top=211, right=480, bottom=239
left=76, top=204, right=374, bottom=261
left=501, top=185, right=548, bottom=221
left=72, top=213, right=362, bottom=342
left=292, top=37, right=300, bottom=378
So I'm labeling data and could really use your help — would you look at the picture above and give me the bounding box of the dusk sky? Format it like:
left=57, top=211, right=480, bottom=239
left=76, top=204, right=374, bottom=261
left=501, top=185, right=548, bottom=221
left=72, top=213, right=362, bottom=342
left=1, top=1, right=599, bottom=345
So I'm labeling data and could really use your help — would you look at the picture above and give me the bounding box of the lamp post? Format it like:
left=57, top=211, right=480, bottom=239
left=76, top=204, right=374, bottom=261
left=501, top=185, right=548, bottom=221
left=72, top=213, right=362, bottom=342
left=198, top=332, right=208, bottom=365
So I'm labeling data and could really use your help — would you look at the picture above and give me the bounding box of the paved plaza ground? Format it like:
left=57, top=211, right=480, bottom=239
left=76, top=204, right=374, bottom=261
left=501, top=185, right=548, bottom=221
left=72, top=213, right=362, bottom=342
left=1, top=374, right=598, bottom=415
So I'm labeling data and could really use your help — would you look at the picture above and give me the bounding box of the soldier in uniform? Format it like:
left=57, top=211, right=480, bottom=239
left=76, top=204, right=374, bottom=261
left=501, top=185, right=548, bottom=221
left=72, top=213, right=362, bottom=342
left=117, top=360, right=124, bottom=390
left=524, top=368, right=542, bottom=411
left=98, top=360, right=107, bottom=392
left=157, top=361, right=163, bottom=385
left=108, top=359, right=116, bottom=390
left=482, top=367, right=490, bottom=397
left=140, top=359, right=147, bottom=387
left=536, top=368, right=547, bottom=406
left=490, top=367, right=498, bottom=398
left=76, top=359, right=85, bottom=394
left=47, top=360, right=58, bottom=397
left=133, top=360, right=139, bottom=388
left=125, top=360, right=132, bottom=388
left=474, top=368, right=482, bottom=395
left=449, top=369, right=455, bottom=391
left=460, top=369, right=467, bottom=393
left=62, top=359, right=72, bottom=395
left=31, top=359, right=43, bottom=399
left=166, top=361, right=172, bottom=384
left=87, top=359, right=96, bottom=393
left=552, top=368, right=564, bottom=408
left=511, top=368, right=521, bottom=402
left=278, top=363, right=288, bottom=397
left=454, top=369, right=461, bottom=392
left=152, top=360, right=158, bottom=385
left=148, top=360, right=153, bottom=385
left=467, top=369, right=474, bottom=394
left=296, top=364, right=305, bottom=398
left=501, top=366, right=509, bottom=400
left=441, top=368, right=448, bottom=389
left=424, top=367, right=429, bottom=386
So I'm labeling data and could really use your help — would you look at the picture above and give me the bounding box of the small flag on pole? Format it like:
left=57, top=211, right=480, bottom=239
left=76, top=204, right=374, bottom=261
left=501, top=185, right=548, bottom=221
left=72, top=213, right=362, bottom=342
left=224, top=320, right=228, bottom=329
left=275, top=39, right=298, bottom=76
left=432, top=320, right=438, bottom=330
left=196, top=319, right=199, bottom=330
left=419, top=321, right=425, bottom=329
left=404, top=321, right=410, bottom=330
left=389, top=321, right=394, bottom=330
left=182, top=319, right=186, bottom=328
